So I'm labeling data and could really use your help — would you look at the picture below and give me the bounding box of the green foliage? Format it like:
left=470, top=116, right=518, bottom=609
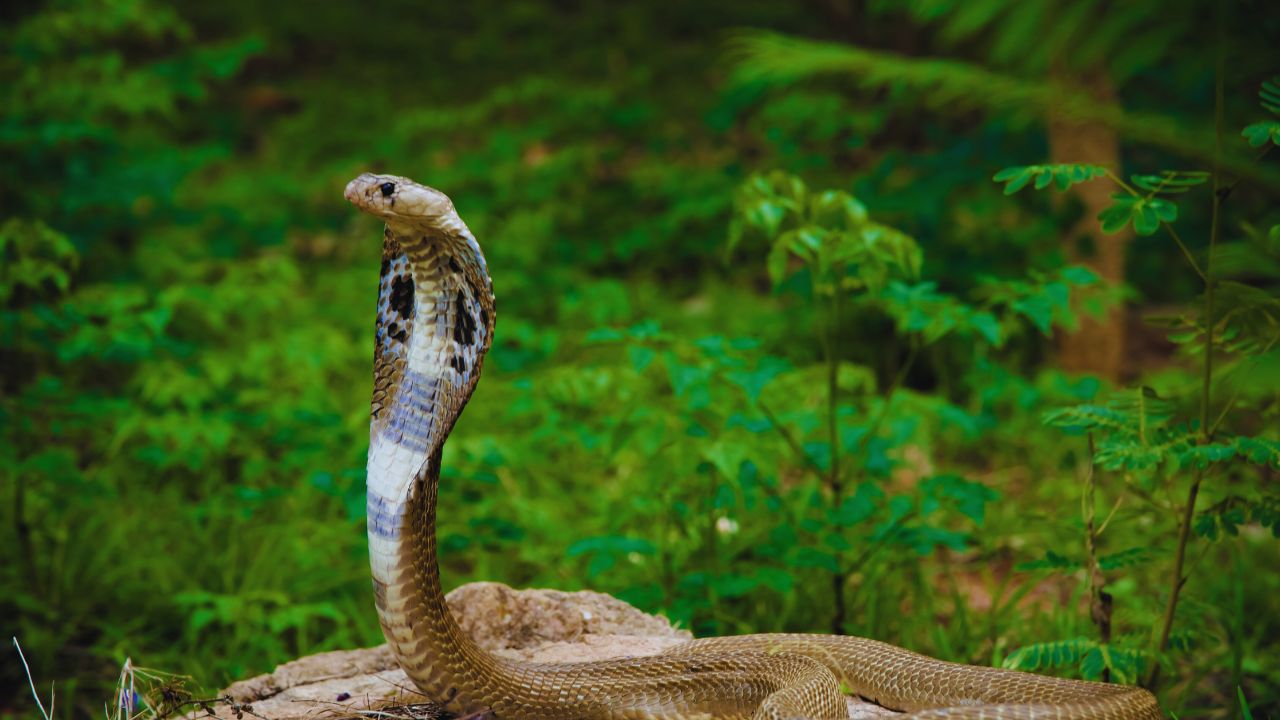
left=0, top=220, right=78, bottom=303
left=993, top=164, right=1108, bottom=194
left=997, top=64, right=1279, bottom=699
left=1243, top=121, right=1280, bottom=148
left=1241, top=77, right=1280, bottom=147
left=724, top=28, right=1264, bottom=177
left=730, top=171, right=922, bottom=292
left=1003, top=637, right=1147, bottom=684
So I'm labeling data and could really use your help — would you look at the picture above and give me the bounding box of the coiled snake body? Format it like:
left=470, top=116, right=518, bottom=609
left=344, top=173, right=1162, bottom=720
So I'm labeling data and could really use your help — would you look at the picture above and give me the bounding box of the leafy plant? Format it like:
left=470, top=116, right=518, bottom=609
left=994, top=73, right=1280, bottom=692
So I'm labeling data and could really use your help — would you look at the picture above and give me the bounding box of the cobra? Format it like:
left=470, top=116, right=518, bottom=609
left=345, top=172, right=1163, bottom=720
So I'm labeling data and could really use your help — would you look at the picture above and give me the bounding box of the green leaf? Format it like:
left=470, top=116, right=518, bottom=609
left=752, top=567, right=795, bottom=594
left=1060, top=265, right=1099, bottom=286
left=1003, top=638, right=1094, bottom=671
left=1242, top=121, right=1280, bottom=148
left=0, top=218, right=80, bottom=303
left=1016, top=550, right=1079, bottom=572
left=790, top=547, right=840, bottom=573
left=566, top=535, right=656, bottom=557
left=725, top=355, right=791, bottom=402
left=1098, top=194, right=1138, bottom=234
left=993, top=164, right=1106, bottom=195
left=1240, top=687, right=1255, bottom=720
left=834, top=482, right=884, bottom=527
left=585, top=327, right=626, bottom=343
left=993, top=166, right=1034, bottom=194
left=1235, top=437, right=1280, bottom=467
left=1081, top=645, right=1144, bottom=684
left=703, top=440, right=747, bottom=481
left=968, top=310, right=1002, bottom=345
left=628, top=345, right=656, bottom=371
left=711, top=573, right=758, bottom=598
left=1130, top=171, right=1209, bottom=194
left=920, top=474, right=999, bottom=526
left=1195, top=504, right=1247, bottom=541
left=1097, top=194, right=1174, bottom=236
left=1260, top=76, right=1280, bottom=115
left=1174, top=442, right=1237, bottom=470
left=1098, top=547, right=1152, bottom=570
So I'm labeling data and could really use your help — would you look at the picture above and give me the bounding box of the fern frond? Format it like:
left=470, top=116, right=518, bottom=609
left=1081, top=644, right=1147, bottom=683
left=724, top=30, right=1275, bottom=187
left=1003, top=637, right=1094, bottom=671
left=1261, top=76, right=1280, bottom=115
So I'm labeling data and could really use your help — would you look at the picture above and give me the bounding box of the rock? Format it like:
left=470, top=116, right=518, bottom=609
left=446, top=581, right=692, bottom=658
left=201, top=582, right=897, bottom=719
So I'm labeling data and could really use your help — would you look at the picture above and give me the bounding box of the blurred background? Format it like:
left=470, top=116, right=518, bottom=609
left=3, top=1, right=1278, bottom=717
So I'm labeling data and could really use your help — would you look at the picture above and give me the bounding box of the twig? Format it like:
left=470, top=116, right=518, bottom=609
left=1148, top=17, right=1226, bottom=689
left=1162, top=223, right=1207, bottom=284
left=825, top=289, right=845, bottom=635
left=1096, top=494, right=1124, bottom=537
left=1083, top=435, right=1113, bottom=683
left=757, top=400, right=828, bottom=483
left=1219, top=145, right=1274, bottom=202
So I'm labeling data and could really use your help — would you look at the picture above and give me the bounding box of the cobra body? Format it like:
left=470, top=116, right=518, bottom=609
left=345, top=173, right=1163, bottom=720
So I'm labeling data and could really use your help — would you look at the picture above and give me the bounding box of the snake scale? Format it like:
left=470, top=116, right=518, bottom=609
left=345, top=172, right=1163, bottom=720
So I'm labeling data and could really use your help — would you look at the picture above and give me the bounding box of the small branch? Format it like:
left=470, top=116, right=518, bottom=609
left=827, top=289, right=845, bottom=635
left=1148, top=20, right=1225, bottom=689
left=1096, top=494, right=1124, bottom=537
left=757, top=400, right=827, bottom=483
left=846, top=510, right=916, bottom=579
left=827, top=292, right=842, bottom=503
left=1219, top=144, right=1274, bottom=202
left=1104, top=168, right=1140, bottom=196
left=851, top=340, right=920, bottom=461
left=1162, top=223, right=1207, bottom=283
left=1083, top=436, right=1113, bottom=683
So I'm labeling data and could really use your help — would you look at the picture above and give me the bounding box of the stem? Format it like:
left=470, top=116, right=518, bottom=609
left=854, top=341, right=920, bottom=459
left=1220, top=145, right=1274, bottom=201
left=827, top=290, right=842, bottom=502
left=1151, top=467, right=1202, bottom=684
left=1084, top=434, right=1112, bottom=682
left=1148, top=26, right=1225, bottom=688
left=757, top=400, right=827, bottom=483
left=826, top=288, right=846, bottom=635
left=1162, top=224, right=1207, bottom=284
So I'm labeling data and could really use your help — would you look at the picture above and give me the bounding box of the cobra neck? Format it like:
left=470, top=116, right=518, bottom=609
left=366, top=219, right=499, bottom=711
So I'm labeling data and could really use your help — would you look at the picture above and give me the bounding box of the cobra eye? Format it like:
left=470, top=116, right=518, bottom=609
left=379, top=182, right=396, bottom=198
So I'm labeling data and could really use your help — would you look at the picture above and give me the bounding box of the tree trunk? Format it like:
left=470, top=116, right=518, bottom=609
left=1048, top=70, right=1130, bottom=383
